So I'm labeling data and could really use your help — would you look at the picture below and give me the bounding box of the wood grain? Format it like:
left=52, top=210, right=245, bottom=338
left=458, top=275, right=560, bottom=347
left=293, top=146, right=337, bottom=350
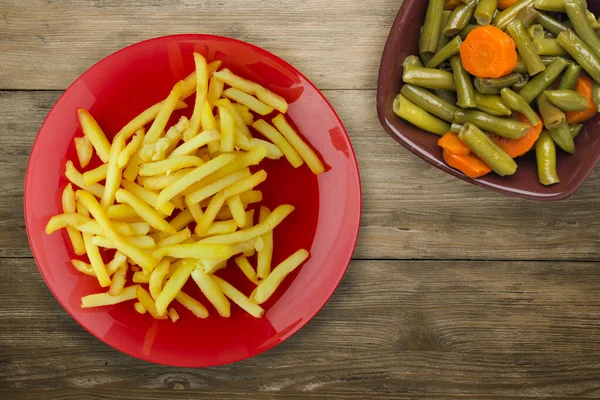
left=3, top=259, right=600, bottom=399
left=3, top=90, right=599, bottom=260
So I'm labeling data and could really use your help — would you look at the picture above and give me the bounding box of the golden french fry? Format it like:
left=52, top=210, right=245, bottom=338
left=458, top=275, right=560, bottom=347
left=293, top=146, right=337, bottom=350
left=82, top=164, right=108, bottom=186
left=144, top=81, right=184, bottom=145
left=168, top=308, right=180, bottom=322
left=71, top=259, right=95, bottom=277
left=165, top=117, right=190, bottom=156
left=92, top=235, right=155, bottom=250
left=185, top=168, right=251, bottom=205
left=232, top=104, right=254, bottom=126
left=257, top=206, right=274, bottom=279
left=136, top=286, right=168, bottom=319
left=195, top=192, right=225, bottom=236
left=108, top=263, right=128, bottom=296
left=187, top=202, right=203, bottom=225
left=117, top=128, right=145, bottom=168
left=74, top=136, right=93, bottom=168
left=251, top=249, right=309, bottom=304
left=202, top=218, right=238, bottom=237
left=191, top=268, right=230, bottom=317
left=114, top=100, right=188, bottom=142
left=76, top=201, right=90, bottom=217
left=213, top=69, right=257, bottom=93
left=62, top=184, right=86, bottom=255
left=82, top=233, right=111, bottom=287
left=45, top=213, right=90, bottom=234
left=213, top=69, right=288, bottom=113
left=129, top=222, right=151, bottom=236
left=120, top=180, right=175, bottom=216
left=234, top=130, right=283, bottom=159
left=65, top=161, right=105, bottom=198
left=169, top=130, right=220, bottom=158
left=139, top=156, right=203, bottom=177
left=134, top=302, right=147, bottom=314
left=223, top=170, right=267, bottom=199
left=182, top=53, right=209, bottom=141
left=235, top=256, right=258, bottom=284
left=181, top=59, right=221, bottom=101
left=224, top=88, right=274, bottom=115
left=138, top=168, right=193, bottom=191
left=77, top=109, right=111, bottom=163
left=170, top=209, right=194, bottom=231
left=153, top=242, right=233, bottom=260
left=200, top=204, right=294, bottom=245
left=199, top=190, right=261, bottom=209
left=212, top=276, right=264, bottom=318
left=253, top=120, right=303, bottom=168
left=106, top=204, right=140, bottom=221
left=254, top=236, right=265, bottom=252
left=106, top=251, right=127, bottom=275
left=139, top=138, right=170, bottom=162
left=115, top=189, right=176, bottom=234
left=208, top=60, right=222, bottom=75
left=101, top=134, right=126, bottom=209
left=155, top=259, right=196, bottom=315
left=133, top=270, right=151, bottom=284
left=208, top=75, right=225, bottom=107
left=272, top=114, right=325, bottom=174
left=149, top=259, right=171, bottom=299
left=122, top=153, right=141, bottom=182
left=175, top=290, right=209, bottom=318
left=75, top=219, right=134, bottom=236
left=226, top=195, right=246, bottom=228
left=228, top=104, right=252, bottom=137
left=197, top=147, right=268, bottom=189
left=81, top=285, right=139, bottom=308
left=219, top=105, right=236, bottom=152
left=155, top=228, right=192, bottom=249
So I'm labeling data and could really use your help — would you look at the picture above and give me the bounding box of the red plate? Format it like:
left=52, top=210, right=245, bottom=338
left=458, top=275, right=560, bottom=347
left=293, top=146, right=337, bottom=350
left=24, top=34, right=361, bottom=367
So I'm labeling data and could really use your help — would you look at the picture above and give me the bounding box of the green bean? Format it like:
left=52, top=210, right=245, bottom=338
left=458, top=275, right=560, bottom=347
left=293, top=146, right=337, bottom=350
left=558, top=63, right=582, bottom=90
left=435, top=90, right=458, bottom=104
left=420, top=0, right=445, bottom=56
left=508, top=20, right=546, bottom=75
left=444, top=1, right=477, bottom=36
left=455, top=109, right=530, bottom=138
left=393, top=94, right=451, bottom=135
left=535, top=0, right=587, bottom=11
left=427, top=36, right=463, bottom=68
left=516, top=6, right=541, bottom=28
left=514, top=58, right=528, bottom=74
left=533, top=38, right=569, bottom=56
left=535, top=13, right=569, bottom=36
left=537, top=93, right=567, bottom=130
left=512, top=73, right=530, bottom=91
left=556, top=30, right=600, bottom=84
left=592, top=83, right=600, bottom=112
left=437, top=11, right=453, bottom=51
left=518, top=57, right=569, bottom=103
left=540, top=56, right=559, bottom=66
left=400, top=84, right=458, bottom=123
left=536, top=130, right=560, bottom=185
left=586, top=10, right=600, bottom=29
left=564, top=0, right=600, bottom=59
left=570, top=123, right=584, bottom=138
left=548, top=121, right=576, bottom=153
left=450, top=122, right=464, bottom=134
left=527, top=24, right=545, bottom=40
left=475, top=73, right=526, bottom=94
left=420, top=53, right=434, bottom=66
left=459, top=24, right=479, bottom=39
left=403, top=67, right=457, bottom=91
left=474, top=93, right=512, bottom=116
left=458, top=123, right=518, bottom=176
left=544, top=89, right=590, bottom=111
left=500, top=88, right=540, bottom=124
left=449, top=55, right=476, bottom=108
left=475, top=0, right=498, bottom=25
left=494, top=0, right=535, bottom=31
left=403, top=55, right=423, bottom=69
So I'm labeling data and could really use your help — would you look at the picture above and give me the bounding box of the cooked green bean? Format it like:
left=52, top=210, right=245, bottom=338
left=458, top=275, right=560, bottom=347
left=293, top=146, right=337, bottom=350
left=437, top=11, right=453, bottom=51
left=586, top=10, right=600, bottom=29
left=535, top=12, right=569, bottom=36
left=494, top=0, right=535, bottom=31
left=444, top=1, right=477, bottom=35
left=537, top=93, right=567, bottom=129
left=475, top=73, right=526, bottom=94
left=508, top=19, right=546, bottom=75
left=475, top=0, right=498, bottom=25
left=400, top=84, right=458, bottom=122
left=500, top=88, right=540, bottom=124
left=449, top=55, right=476, bottom=108
left=450, top=122, right=464, bottom=134
left=403, top=55, right=424, bottom=69
left=548, top=121, right=576, bottom=153
left=558, top=63, right=582, bottom=90
left=518, top=57, right=569, bottom=103
left=474, top=93, right=512, bottom=116
left=435, top=90, right=458, bottom=104
left=540, top=56, right=559, bottom=66
left=516, top=6, right=540, bottom=28
left=512, top=73, right=530, bottom=91
left=419, top=0, right=445, bottom=56
left=458, top=123, right=518, bottom=176
left=536, top=131, right=560, bottom=185
left=455, top=109, right=530, bottom=138
left=544, top=89, right=590, bottom=111
left=535, top=0, right=587, bottom=11
left=393, top=94, right=451, bottom=135
left=515, top=57, right=529, bottom=74
left=564, top=0, right=600, bottom=59
left=570, top=123, right=584, bottom=138
left=533, top=38, right=569, bottom=56
left=592, top=83, right=600, bottom=112
left=556, top=30, right=600, bottom=84
left=427, top=36, right=463, bottom=68
left=459, top=24, right=479, bottom=39
left=527, top=24, right=545, bottom=40
left=403, top=67, right=457, bottom=91
left=420, top=53, right=434, bottom=66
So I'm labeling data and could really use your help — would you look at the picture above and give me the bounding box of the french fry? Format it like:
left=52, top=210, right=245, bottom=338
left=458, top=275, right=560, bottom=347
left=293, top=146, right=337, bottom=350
left=75, top=219, right=134, bottom=236
left=62, top=184, right=86, bottom=255
left=165, top=117, right=189, bottom=156
left=194, top=192, right=225, bottom=236
left=235, top=256, right=258, bottom=284
left=232, top=104, right=254, bottom=125
left=152, top=242, right=233, bottom=261
left=223, top=170, right=267, bottom=199
left=169, top=130, right=220, bottom=158
left=155, top=228, right=192, bottom=249
left=173, top=195, right=188, bottom=211
left=243, top=210, right=256, bottom=258
left=65, top=161, right=105, bottom=198
left=114, top=100, right=188, bottom=142
left=74, top=136, right=93, bottom=168
left=155, top=259, right=197, bottom=315
left=71, top=259, right=95, bottom=277
left=182, top=53, right=209, bottom=141
left=170, top=209, right=194, bottom=231
left=226, top=195, right=246, bottom=228
left=193, top=147, right=268, bottom=191
left=213, top=69, right=288, bottom=113
left=92, top=235, right=155, bottom=250
left=115, top=189, right=176, bottom=234
left=208, top=75, right=225, bottom=107
left=213, top=69, right=257, bottom=93
left=218, top=105, right=236, bottom=152
left=106, top=251, right=127, bottom=276
left=76, top=201, right=90, bottom=217
left=106, top=204, right=140, bottom=221
left=82, top=233, right=111, bottom=287
left=134, top=302, right=147, bottom=314
left=129, top=222, right=151, bottom=236
left=168, top=308, right=180, bottom=322
left=253, top=120, right=303, bottom=168
left=45, top=213, right=91, bottom=234
left=139, top=156, right=203, bottom=177
left=254, top=236, right=265, bottom=252
left=199, top=190, right=262, bottom=209
left=181, top=60, right=221, bottom=101
left=149, top=259, right=170, bottom=299
left=136, top=286, right=168, bottom=319
left=117, top=128, right=145, bottom=168
left=185, top=168, right=251, bottom=204
left=109, top=263, right=128, bottom=296
left=251, top=249, right=309, bottom=304
left=200, top=204, right=294, bottom=245
left=81, top=285, right=139, bottom=308
left=224, top=88, right=274, bottom=116
left=257, top=206, right=274, bottom=279
left=77, top=109, right=111, bottom=163
left=138, top=168, right=193, bottom=191
left=101, top=134, right=126, bottom=209
left=82, top=164, right=108, bottom=186
left=272, top=114, right=325, bottom=174
left=191, top=268, right=230, bottom=317
left=202, top=218, right=238, bottom=237
left=139, top=138, right=170, bottom=162
left=187, top=202, right=203, bottom=225
left=144, top=81, right=184, bottom=145
left=212, top=276, right=264, bottom=318
left=228, top=104, right=252, bottom=138
left=133, top=271, right=151, bottom=284
left=175, top=290, right=209, bottom=318
left=121, top=180, right=175, bottom=216
left=234, top=130, right=283, bottom=159
left=122, top=153, right=141, bottom=182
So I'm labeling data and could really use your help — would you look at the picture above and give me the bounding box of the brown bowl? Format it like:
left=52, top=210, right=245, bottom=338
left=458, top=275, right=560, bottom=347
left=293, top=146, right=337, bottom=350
left=376, top=0, right=600, bottom=201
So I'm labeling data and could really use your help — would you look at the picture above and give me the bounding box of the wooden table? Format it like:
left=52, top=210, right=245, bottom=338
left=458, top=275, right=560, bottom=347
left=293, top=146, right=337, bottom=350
left=2, top=1, right=600, bottom=398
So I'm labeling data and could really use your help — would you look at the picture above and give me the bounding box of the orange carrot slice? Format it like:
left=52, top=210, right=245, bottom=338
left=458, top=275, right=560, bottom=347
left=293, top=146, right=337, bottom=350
left=489, top=112, right=542, bottom=158
left=460, top=26, right=518, bottom=78
left=443, top=149, right=491, bottom=178
left=498, top=0, right=519, bottom=10
left=438, top=132, right=471, bottom=155
left=566, top=76, right=598, bottom=124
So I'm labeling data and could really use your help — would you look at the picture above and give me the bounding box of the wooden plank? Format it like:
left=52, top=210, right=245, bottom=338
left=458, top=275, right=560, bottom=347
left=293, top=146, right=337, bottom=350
left=3, top=90, right=600, bottom=260
left=3, top=258, right=600, bottom=398
left=0, top=0, right=399, bottom=91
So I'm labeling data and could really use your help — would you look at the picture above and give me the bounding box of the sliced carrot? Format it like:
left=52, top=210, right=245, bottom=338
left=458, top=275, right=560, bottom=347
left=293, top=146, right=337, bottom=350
left=443, top=149, right=491, bottom=179
left=444, top=0, right=463, bottom=10
left=489, top=112, right=542, bottom=158
left=460, top=26, right=518, bottom=78
left=497, top=0, right=519, bottom=10
left=566, top=76, right=598, bottom=124
left=438, top=132, right=471, bottom=155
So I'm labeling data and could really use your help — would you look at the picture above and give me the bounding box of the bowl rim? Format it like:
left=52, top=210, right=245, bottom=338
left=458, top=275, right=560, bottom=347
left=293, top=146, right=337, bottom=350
left=24, top=33, right=362, bottom=367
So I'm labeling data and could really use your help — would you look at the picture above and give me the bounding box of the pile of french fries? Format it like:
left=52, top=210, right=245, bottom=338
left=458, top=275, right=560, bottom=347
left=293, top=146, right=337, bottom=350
left=45, top=52, right=324, bottom=321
